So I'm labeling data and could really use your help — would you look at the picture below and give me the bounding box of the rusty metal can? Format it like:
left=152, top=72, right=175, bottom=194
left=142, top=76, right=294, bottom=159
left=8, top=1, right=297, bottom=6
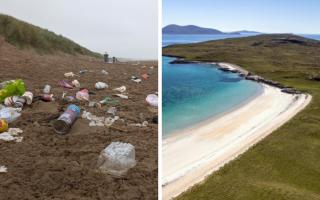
left=0, top=119, right=8, bottom=133
left=52, top=104, right=80, bottom=134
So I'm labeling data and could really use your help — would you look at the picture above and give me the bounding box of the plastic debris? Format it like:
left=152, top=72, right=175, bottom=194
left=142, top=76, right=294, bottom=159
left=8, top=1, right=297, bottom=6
left=0, top=119, right=8, bottom=133
left=0, top=79, right=26, bottom=102
left=95, top=82, right=108, bottom=90
left=0, top=80, right=15, bottom=89
left=129, top=121, right=148, bottom=127
left=58, top=80, right=73, bottom=89
left=114, top=94, right=128, bottom=99
left=146, top=94, right=158, bottom=107
left=82, top=111, right=119, bottom=127
left=141, top=74, right=149, bottom=80
left=72, top=80, right=80, bottom=88
left=0, top=107, right=21, bottom=123
left=113, top=86, right=126, bottom=93
left=97, top=142, right=136, bottom=176
left=41, top=94, right=54, bottom=102
left=99, top=97, right=119, bottom=105
left=0, top=128, right=23, bottom=142
left=0, top=165, right=7, bottom=173
left=88, top=101, right=97, bottom=107
left=43, top=84, right=51, bottom=94
left=64, top=72, right=76, bottom=77
left=76, top=89, right=89, bottom=101
left=105, top=116, right=120, bottom=126
left=52, top=104, right=80, bottom=134
left=107, top=107, right=117, bottom=115
left=22, top=91, right=33, bottom=105
left=64, top=95, right=76, bottom=103
left=4, top=96, right=19, bottom=107
left=131, top=76, right=141, bottom=83
left=101, top=70, right=109, bottom=75
left=79, top=69, right=88, bottom=74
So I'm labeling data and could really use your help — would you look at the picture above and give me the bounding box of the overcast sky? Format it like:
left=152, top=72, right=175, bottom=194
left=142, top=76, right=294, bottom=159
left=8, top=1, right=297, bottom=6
left=0, top=0, right=158, bottom=59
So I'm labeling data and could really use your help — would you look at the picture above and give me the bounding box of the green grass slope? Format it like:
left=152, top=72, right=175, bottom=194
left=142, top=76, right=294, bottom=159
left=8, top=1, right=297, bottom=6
left=163, top=34, right=320, bottom=200
left=0, top=14, right=101, bottom=57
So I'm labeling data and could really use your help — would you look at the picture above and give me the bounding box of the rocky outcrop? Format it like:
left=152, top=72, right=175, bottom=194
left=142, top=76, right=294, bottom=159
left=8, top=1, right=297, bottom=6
left=281, top=88, right=302, bottom=94
left=169, top=59, right=193, bottom=64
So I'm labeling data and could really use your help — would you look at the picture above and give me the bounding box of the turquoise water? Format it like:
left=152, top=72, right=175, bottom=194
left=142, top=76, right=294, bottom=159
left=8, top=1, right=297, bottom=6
left=162, top=56, right=262, bottom=136
left=162, top=34, right=257, bottom=46
left=162, top=33, right=320, bottom=136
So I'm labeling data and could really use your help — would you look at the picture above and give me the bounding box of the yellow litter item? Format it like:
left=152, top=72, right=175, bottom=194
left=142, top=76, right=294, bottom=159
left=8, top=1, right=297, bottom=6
left=0, top=119, right=8, bottom=133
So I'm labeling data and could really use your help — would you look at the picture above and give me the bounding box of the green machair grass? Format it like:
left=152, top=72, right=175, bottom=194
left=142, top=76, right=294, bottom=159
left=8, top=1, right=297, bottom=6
left=163, top=34, right=320, bottom=200
left=0, top=14, right=101, bottom=58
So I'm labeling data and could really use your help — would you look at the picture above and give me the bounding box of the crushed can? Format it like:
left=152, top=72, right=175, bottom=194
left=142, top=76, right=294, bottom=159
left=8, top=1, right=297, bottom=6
left=14, top=97, right=26, bottom=108
left=4, top=96, right=19, bottom=107
left=0, top=119, right=8, bottom=133
left=52, top=104, right=80, bottom=134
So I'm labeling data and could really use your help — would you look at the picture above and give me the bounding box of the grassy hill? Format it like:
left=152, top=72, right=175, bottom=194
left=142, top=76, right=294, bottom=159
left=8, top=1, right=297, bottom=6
left=163, top=34, right=320, bottom=200
left=0, top=14, right=101, bottom=57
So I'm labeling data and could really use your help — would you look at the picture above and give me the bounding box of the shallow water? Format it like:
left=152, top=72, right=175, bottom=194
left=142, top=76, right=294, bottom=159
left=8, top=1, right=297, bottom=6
left=162, top=56, right=262, bottom=136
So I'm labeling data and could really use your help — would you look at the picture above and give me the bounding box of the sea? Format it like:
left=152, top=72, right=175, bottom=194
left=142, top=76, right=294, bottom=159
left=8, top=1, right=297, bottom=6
left=162, top=33, right=320, bottom=136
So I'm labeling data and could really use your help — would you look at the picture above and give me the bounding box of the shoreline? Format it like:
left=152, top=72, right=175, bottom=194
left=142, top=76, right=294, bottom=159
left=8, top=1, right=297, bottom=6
left=162, top=61, right=312, bottom=199
left=163, top=82, right=264, bottom=140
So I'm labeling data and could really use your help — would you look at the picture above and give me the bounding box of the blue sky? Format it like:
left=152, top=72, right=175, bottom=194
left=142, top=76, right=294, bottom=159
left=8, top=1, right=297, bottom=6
left=163, top=0, right=320, bottom=34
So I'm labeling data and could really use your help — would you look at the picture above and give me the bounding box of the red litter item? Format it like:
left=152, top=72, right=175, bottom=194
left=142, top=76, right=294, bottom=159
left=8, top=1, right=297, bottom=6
left=41, top=94, right=54, bottom=102
left=58, top=80, right=73, bottom=89
left=141, top=74, right=149, bottom=80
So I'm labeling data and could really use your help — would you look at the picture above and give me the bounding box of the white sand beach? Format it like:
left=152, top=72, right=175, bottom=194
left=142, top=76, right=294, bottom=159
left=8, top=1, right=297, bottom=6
left=162, top=84, right=312, bottom=199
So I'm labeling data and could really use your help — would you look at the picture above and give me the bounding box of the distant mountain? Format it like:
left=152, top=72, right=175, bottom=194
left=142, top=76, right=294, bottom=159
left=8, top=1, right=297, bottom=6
left=229, top=30, right=261, bottom=34
left=162, top=24, right=231, bottom=35
left=163, top=24, right=261, bottom=35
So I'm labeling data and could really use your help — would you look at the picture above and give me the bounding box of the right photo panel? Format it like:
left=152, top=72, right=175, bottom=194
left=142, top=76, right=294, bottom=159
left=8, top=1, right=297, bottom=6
left=162, top=0, right=319, bottom=199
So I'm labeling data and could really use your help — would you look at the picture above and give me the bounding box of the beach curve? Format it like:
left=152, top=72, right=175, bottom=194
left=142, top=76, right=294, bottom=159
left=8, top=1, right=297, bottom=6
left=162, top=82, right=312, bottom=199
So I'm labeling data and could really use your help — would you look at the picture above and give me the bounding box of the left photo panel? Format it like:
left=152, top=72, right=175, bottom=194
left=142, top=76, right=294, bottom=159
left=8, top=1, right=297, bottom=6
left=0, top=0, right=158, bottom=199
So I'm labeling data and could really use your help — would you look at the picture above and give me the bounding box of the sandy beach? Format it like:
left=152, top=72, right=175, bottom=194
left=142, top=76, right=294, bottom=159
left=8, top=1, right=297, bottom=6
left=162, top=83, right=312, bottom=199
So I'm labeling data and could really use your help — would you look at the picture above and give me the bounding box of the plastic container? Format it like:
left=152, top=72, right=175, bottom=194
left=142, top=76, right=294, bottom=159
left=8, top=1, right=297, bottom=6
left=95, top=82, right=108, bottom=90
left=22, top=91, right=33, bottom=105
left=52, top=104, right=80, bottom=134
left=97, top=142, right=136, bottom=177
left=146, top=94, right=158, bottom=107
left=0, top=107, right=21, bottom=123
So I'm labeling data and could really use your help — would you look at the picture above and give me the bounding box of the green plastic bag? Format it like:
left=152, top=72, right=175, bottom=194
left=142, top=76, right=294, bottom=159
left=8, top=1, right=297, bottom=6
left=0, top=79, right=26, bottom=102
